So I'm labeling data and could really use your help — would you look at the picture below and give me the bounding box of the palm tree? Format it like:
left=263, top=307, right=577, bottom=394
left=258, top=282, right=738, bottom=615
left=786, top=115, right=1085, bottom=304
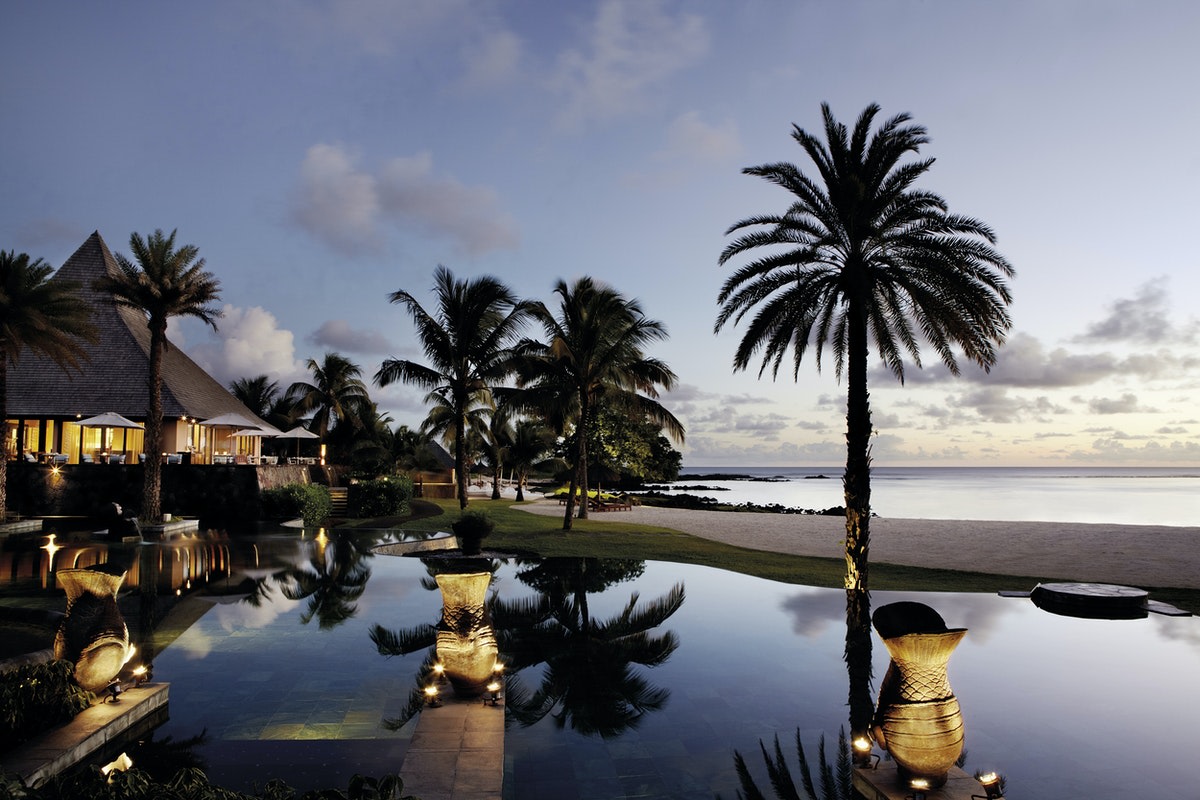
left=715, top=104, right=1014, bottom=592
left=500, top=558, right=684, bottom=738
left=97, top=229, right=221, bottom=522
left=286, top=352, right=370, bottom=444
left=375, top=266, right=533, bottom=508
left=0, top=250, right=95, bottom=516
left=518, top=278, right=684, bottom=530
left=228, top=375, right=280, bottom=419
left=506, top=418, right=560, bottom=501
left=479, top=409, right=515, bottom=500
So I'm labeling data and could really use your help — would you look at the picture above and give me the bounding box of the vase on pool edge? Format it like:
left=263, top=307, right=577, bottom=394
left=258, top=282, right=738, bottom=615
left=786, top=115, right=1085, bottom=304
left=871, top=604, right=967, bottom=788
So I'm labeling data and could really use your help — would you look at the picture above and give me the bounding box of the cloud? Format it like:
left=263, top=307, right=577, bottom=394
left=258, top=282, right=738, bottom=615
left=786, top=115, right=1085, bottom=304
left=378, top=152, right=520, bottom=255
left=1085, top=393, right=1156, bottom=415
left=292, top=144, right=519, bottom=257
left=287, top=0, right=470, bottom=57
left=292, top=144, right=381, bottom=255
left=551, top=0, right=708, bottom=128
left=1074, top=278, right=1181, bottom=345
left=458, top=29, right=523, bottom=90
left=309, top=320, right=395, bottom=355
left=662, top=111, right=742, bottom=162
left=188, top=304, right=306, bottom=388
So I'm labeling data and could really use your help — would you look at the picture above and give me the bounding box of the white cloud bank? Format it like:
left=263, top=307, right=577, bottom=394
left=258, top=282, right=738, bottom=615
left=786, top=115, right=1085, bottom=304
left=292, top=144, right=520, bottom=257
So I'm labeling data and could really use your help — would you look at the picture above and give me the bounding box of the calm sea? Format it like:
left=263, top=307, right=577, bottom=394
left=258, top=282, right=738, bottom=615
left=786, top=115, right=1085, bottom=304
left=672, top=466, right=1200, bottom=527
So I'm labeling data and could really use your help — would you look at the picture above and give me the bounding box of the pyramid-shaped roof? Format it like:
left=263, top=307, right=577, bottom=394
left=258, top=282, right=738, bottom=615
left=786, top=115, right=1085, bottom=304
left=6, top=231, right=266, bottom=424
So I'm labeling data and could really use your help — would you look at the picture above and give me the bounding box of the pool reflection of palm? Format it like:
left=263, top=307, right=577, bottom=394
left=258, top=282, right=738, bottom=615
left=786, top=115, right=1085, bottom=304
left=500, top=557, right=685, bottom=738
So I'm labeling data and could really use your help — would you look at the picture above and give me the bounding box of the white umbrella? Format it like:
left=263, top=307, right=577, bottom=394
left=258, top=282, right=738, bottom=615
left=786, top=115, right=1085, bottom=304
left=274, top=426, right=320, bottom=458
left=77, top=412, right=142, bottom=428
left=198, top=412, right=262, bottom=429
left=232, top=428, right=271, bottom=437
left=77, top=412, right=143, bottom=459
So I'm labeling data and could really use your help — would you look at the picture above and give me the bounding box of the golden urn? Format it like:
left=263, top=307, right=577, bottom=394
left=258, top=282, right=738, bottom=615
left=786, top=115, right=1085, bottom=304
left=870, top=601, right=966, bottom=788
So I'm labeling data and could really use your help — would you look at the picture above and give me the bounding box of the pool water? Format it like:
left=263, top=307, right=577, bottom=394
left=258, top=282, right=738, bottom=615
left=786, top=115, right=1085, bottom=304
left=6, top=527, right=1199, bottom=798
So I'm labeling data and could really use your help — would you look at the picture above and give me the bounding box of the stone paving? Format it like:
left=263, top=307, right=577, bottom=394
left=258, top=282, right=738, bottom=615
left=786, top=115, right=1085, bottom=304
left=399, top=692, right=505, bottom=800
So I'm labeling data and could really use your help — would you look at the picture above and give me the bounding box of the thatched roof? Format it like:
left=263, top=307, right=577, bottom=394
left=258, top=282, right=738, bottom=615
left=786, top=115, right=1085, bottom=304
left=6, top=231, right=264, bottom=424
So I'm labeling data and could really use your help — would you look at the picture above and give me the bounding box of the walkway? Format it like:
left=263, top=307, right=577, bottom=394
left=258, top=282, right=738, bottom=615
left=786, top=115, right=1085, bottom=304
left=398, top=692, right=505, bottom=800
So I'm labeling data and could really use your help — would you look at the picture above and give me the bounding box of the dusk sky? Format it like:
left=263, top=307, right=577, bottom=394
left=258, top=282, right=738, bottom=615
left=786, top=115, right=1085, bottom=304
left=4, top=1, right=1199, bottom=467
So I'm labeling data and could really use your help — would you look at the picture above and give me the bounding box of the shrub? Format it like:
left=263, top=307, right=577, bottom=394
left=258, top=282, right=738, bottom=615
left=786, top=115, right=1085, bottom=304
left=260, top=484, right=331, bottom=526
left=0, top=659, right=94, bottom=753
left=347, top=476, right=414, bottom=518
left=2, top=766, right=411, bottom=799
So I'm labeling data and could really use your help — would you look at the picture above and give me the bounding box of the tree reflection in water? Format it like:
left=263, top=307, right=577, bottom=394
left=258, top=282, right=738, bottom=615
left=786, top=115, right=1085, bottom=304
left=498, top=557, right=685, bottom=739
left=277, top=529, right=375, bottom=629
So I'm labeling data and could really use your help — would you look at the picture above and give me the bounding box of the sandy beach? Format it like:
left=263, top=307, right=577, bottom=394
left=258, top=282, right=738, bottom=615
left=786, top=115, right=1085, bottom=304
left=515, top=498, right=1200, bottom=590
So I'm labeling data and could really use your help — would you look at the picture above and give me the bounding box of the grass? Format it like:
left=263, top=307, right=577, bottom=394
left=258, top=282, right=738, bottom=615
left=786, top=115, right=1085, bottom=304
left=370, top=498, right=1200, bottom=613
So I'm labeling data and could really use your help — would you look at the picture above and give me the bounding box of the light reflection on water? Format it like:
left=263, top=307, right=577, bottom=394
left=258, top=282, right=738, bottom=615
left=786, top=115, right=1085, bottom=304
left=141, top=542, right=1200, bottom=800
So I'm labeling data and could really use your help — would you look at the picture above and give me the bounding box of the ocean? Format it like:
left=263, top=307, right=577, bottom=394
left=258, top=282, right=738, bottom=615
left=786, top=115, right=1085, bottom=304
left=670, top=466, right=1200, bottom=527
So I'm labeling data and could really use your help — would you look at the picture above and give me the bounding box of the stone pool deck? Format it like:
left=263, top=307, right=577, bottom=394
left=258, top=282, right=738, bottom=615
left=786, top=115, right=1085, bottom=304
left=1, top=683, right=169, bottom=786
left=398, top=692, right=505, bottom=800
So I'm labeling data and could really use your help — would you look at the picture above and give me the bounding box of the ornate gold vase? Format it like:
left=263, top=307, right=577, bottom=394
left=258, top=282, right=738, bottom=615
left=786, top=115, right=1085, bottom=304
left=434, top=571, right=498, bottom=697
left=53, top=567, right=135, bottom=692
left=871, top=602, right=966, bottom=788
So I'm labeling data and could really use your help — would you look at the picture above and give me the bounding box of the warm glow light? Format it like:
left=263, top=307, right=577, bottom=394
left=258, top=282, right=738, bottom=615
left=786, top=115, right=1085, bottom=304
left=910, top=778, right=930, bottom=789
left=433, top=663, right=445, bottom=676
left=424, top=685, right=439, bottom=697
left=979, top=772, right=998, bottom=785
left=132, top=665, right=147, bottom=676
left=492, top=661, right=504, bottom=674
left=487, top=681, right=501, bottom=693
left=853, top=736, right=871, bottom=752
left=41, top=534, right=62, bottom=560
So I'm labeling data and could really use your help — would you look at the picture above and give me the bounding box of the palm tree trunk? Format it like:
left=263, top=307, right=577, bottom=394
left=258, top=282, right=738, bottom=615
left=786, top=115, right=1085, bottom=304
left=843, top=299, right=871, bottom=593
left=576, top=401, right=590, bottom=521
left=455, top=410, right=469, bottom=509
left=845, top=587, right=874, bottom=761
left=143, top=326, right=166, bottom=522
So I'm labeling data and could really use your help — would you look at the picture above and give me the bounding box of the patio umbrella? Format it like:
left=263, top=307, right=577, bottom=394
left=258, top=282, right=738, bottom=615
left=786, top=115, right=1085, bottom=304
left=77, top=412, right=143, bottom=458
left=274, top=426, right=320, bottom=458
left=199, top=413, right=265, bottom=460
left=198, top=412, right=262, bottom=429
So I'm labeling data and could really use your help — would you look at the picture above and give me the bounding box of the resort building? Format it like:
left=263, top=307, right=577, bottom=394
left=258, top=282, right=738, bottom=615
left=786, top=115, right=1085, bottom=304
left=5, top=231, right=272, bottom=465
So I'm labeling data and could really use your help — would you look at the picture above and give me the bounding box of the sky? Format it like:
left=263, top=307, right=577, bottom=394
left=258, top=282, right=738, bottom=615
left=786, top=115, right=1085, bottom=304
left=4, top=1, right=1200, bottom=468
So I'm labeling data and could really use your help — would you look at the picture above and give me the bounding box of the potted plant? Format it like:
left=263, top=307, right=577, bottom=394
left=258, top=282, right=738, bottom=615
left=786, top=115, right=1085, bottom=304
left=451, top=509, right=494, bottom=556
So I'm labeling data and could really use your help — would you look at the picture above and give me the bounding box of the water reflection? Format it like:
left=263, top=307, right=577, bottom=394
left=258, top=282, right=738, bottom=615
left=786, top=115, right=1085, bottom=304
left=276, top=529, right=375, bottom=629
left=500, top=558, right=685, bottom=738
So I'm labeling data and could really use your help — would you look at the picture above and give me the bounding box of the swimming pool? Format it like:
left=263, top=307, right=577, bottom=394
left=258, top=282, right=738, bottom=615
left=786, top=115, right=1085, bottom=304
left=7, top=527, right=1199, bottom=798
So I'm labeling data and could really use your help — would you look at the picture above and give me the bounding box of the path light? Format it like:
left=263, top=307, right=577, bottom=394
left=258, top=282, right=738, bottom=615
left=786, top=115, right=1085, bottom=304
left=973, top=772, right=1005, bottom=799
left=432, top=663, right=446, bottom=683
left=906, top=777, right=930, bottom=800
left=852, top=736, right=880, bottom=768
left=104, top=678, right=123, bottom=703
left=484, top=680, right=501, bottom=706
left=424, top=685, right=441, bottom=707
left=132, top=665, right=149, bottom=687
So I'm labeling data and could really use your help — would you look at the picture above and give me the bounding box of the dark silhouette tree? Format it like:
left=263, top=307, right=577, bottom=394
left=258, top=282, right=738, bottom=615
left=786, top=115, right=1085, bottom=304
left=376, top=266, right=532, bottom=508
left=716, top=104, right=1013, bottom=592
left=97, top=229, right=221, bottom=521
left=517, top=278, right=684, bottom=529
left=0, top=250, right=95, bottom=515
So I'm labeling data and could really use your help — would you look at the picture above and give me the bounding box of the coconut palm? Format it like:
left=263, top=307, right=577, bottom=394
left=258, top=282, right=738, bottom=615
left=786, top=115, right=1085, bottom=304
left=286, top=352, right=370, bottom=443
left=506, top=418, right=560, bottom=501
left=375, top=266, right=533, bottom=508
left=97, top=229, right=221, bottom=522
left=478, top=409, right=515, bottom=500
left=517, top=278, right=684, bottom=529
left=0, top=250, right=95, bottom=516
left=716, top=104, right=1014, bottom=592
left=500, top=557, right=684, bottom=738
left=228, top=375, right=280, bottom=419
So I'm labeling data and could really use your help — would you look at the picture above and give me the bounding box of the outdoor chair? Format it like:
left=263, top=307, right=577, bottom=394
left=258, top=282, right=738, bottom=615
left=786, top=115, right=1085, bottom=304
left=52, top=453, right=69, bottom=465
left=108, top=454, right=125, bottom=465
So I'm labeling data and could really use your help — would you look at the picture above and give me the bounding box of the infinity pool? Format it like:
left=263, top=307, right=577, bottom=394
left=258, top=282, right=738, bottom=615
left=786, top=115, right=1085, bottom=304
left=7, top=527, right=1199, bottom=798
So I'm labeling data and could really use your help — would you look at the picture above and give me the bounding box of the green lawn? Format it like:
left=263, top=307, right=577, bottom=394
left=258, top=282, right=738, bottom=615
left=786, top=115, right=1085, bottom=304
left=350, top=497, right=1200, bottom=613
